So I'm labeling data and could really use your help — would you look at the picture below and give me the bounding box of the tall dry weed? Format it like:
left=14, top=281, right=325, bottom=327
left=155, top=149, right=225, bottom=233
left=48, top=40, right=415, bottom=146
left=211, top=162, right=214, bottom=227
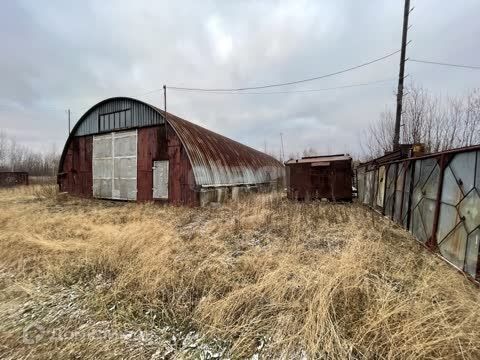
left=0, top=188, right=479, bottom=358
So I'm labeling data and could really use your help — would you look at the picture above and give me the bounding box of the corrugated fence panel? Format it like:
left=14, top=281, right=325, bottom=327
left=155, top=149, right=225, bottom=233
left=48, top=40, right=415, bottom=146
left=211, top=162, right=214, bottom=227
left=357, top=146, right=480, bottom=281
left=410, top=157, right=440, bottom=244
left=437, top=150, right=480, bottom=275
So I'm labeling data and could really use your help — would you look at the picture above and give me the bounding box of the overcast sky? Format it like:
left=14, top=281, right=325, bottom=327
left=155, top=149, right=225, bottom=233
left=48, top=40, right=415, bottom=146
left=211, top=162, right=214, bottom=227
left=1, top=0, right=479, bottom=158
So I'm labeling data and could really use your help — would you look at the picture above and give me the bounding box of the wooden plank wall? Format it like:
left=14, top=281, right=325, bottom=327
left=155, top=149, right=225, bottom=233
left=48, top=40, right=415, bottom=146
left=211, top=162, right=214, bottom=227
left=137, top=124, right=197, bottom=205
left=59, top=136, right=92, bottom=197
left=137, top=126, right=163, bottom=201
left=59, top=125, right=198, bottom=205
left=166, top=124, right=198, bottom=206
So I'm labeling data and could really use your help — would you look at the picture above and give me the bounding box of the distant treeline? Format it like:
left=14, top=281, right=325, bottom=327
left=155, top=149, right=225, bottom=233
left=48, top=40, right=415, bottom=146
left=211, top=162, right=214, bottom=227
left=0, top=130, right=59, bottom=176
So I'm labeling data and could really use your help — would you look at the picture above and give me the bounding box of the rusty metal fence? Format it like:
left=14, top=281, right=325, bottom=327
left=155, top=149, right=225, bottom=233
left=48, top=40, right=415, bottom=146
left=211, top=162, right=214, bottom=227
left=357, top=145, right=480, bottom=281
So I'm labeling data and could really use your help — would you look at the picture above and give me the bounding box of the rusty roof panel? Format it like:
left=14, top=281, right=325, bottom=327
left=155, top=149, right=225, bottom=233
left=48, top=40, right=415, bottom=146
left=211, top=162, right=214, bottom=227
left=285, top=154, right=351, bottom=165
left=160, top=110, right=284, bottom=187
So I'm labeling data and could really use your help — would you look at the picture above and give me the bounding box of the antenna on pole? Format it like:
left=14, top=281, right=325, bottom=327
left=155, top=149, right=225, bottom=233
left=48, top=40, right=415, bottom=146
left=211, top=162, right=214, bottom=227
left=393, top=0, right=411, bottom=150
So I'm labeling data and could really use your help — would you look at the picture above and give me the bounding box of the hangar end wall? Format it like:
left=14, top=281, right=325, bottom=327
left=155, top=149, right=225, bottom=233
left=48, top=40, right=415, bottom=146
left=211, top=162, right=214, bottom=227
left=58, top=124, right=198, bottom=205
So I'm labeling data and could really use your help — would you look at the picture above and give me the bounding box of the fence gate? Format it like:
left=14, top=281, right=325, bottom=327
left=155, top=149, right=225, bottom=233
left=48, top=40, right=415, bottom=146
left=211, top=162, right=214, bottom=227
left=93, top=130, right=137, bottom=200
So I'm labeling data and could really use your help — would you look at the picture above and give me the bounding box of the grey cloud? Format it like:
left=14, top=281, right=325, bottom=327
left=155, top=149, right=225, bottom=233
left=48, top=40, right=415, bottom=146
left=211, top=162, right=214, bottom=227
left=1, top=0, right=479, bottom=156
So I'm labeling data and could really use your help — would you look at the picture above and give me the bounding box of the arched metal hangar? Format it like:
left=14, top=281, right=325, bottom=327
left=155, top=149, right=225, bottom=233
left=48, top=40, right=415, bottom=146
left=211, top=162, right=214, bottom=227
left=57, top=97, right=284, bottom=206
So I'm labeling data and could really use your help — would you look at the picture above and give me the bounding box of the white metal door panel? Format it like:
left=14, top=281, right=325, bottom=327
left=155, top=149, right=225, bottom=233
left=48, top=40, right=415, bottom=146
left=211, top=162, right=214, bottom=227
left=153, top=160, right=169, bottom=199
left=93, top=130, right=137, bottom=200
left=93, top=134, right=113, bottom=199
left=112, top=131, right=137, bottom=200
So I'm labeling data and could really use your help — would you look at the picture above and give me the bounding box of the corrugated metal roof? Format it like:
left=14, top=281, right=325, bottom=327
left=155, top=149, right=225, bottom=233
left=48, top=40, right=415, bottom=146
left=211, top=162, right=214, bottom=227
left=285, top=154, right=351, bottom=165
left=59, top=97, right=284, bottom=189
left=158, top=110, right=284, bottom=187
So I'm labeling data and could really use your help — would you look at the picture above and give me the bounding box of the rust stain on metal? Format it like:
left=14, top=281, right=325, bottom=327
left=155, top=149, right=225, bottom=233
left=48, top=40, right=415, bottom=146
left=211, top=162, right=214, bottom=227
left=356, top=144, right=480, bottom=283
left=136, top=126, right=162, bottom=202
left=58, top=97, right=284, bottom=207
left=160, top=110, right=284, bottom=188
left=58, top=136, right=92, bottom=197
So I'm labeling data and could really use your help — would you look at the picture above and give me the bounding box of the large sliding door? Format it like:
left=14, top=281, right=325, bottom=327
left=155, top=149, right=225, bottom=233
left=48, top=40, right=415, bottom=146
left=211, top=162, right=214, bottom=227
left=93, top=130, right=137, bottom=200
left=92, top=133, right=113, bottom=199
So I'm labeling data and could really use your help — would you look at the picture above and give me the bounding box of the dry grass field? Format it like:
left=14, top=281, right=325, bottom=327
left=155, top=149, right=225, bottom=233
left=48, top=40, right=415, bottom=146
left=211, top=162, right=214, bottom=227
left=0, top=185, right=479, bottom=359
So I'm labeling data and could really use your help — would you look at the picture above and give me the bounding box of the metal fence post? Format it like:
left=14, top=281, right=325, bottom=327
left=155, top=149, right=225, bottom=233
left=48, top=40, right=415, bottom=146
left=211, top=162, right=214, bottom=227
left=398, top=162, right=407, bottom=224
left=429, top=154, right=447, bottom=250
left=406, top=159, right=415, bottom=231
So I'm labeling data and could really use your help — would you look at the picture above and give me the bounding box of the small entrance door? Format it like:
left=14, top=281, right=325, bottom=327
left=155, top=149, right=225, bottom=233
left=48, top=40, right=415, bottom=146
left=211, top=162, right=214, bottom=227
left=153, top=160, right=169, bottom=199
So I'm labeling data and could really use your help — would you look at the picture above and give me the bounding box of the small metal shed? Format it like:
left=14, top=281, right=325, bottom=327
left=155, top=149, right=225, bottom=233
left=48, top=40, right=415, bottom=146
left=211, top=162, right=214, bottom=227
left=285, top=154, right=352, bottom=201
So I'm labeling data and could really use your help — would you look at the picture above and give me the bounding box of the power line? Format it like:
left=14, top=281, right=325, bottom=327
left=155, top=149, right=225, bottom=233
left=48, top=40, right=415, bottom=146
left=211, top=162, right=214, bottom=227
left=409, top=59, right=480, bottom=70
left=0, top=78, right=397, bottom=116
left=165, top=49, right=401, bottom=92
left=0, top=49, right=403, bottom=115
left=167, top=78, right=396, bottom=95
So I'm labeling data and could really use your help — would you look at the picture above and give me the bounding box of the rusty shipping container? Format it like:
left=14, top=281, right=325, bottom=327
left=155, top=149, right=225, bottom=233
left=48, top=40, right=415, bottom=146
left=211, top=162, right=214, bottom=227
left=0, top=172, right=29, bottom=187
left=285, top=154, right=352, bottom=201
left=58, top=97, right=284, bottom=206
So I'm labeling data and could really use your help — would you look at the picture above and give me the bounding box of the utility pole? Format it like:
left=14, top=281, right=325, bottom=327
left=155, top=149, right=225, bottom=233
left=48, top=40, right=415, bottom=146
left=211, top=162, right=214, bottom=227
left=67, top=109, right=71, bottom=134
left=393, top=0, right=411, bottom=150
left=280, top=132, right=285, bottom=162
left=163, top=85, right=167, bottom=120
left=163, top=85, right=168, bottom=142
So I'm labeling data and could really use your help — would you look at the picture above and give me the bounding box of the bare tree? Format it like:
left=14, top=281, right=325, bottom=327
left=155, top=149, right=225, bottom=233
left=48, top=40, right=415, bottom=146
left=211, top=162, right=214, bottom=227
left=361, top=108, right=395, bottom=158
left=463, top=89, right=480, bottom=146
left=287, top=152, right=298, bottom=161
left=302, top=147, right=319, bottom=157
left=0, top=130, right=60, bottom=176
left=0, top=130, right=8, bottom=168
left=362, top=84, right=480, bottom=159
